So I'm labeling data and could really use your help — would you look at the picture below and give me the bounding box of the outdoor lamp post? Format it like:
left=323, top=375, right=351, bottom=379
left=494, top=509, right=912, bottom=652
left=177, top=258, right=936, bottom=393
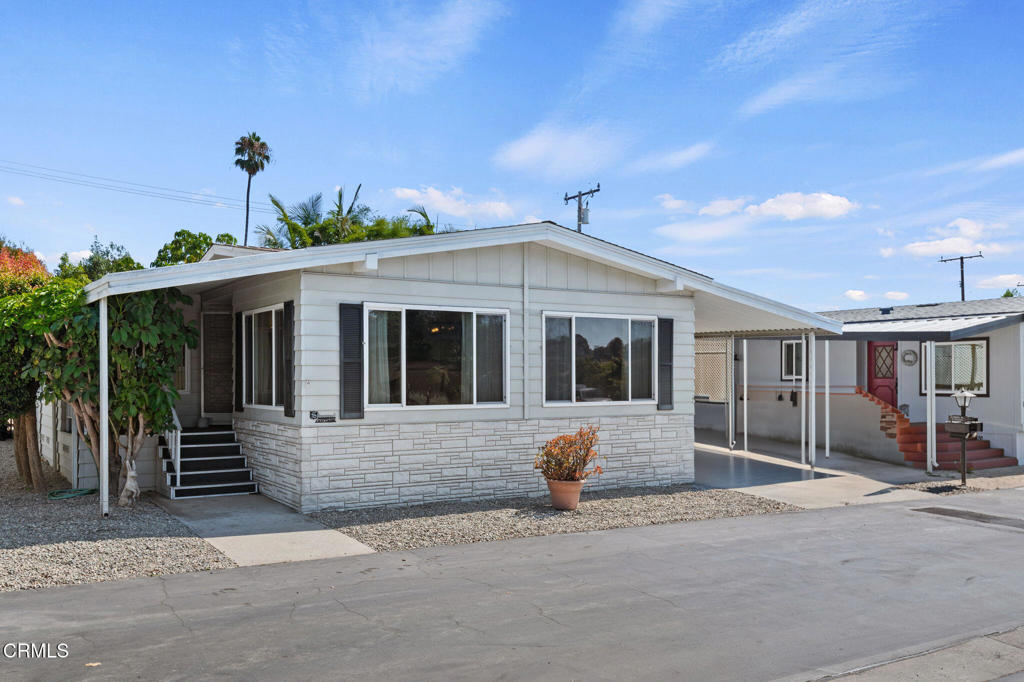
left=951, top=390, right=977, bottom=487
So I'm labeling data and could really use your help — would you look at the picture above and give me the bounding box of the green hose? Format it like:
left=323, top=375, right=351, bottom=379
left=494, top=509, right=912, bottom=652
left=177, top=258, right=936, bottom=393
left=47, top=488, right=99, bottom=500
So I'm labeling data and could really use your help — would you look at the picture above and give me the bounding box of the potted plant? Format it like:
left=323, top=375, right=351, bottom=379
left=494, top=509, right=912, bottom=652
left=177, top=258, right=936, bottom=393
left=534, top=425, right=601, bottom=510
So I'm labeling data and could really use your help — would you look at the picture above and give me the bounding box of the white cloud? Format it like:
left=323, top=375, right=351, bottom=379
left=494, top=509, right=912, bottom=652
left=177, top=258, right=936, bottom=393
left=977, top=274, right=1023, bottom=289
left=844, top=289, right=869, bottom=302
left=522, top=214, right=542, bottom=224
left=35, top=249, right=90, bottom=266
left=745, top=192, right=857, bottom=220
left=700, top=197, right=748, bottom=217
left=876, top=227, right=894, bottom=238
left=902, top=217, right=1014, bottom=258
left=627, top=141, right=714, bottom=173
left=879, top=247, right=895, bottom=258
left=884, top=291, right=909, bottom=301
left=493, top=122, right=627, bottom=180
left=974, top=147, right=1024, bottom=172
left=6, top=196, right=24, bottom=206
left=654, top=214, right=754, bottom=243
left=390, top=186, right=513, bottom=221
left=655, top=193, right=693, bottom=212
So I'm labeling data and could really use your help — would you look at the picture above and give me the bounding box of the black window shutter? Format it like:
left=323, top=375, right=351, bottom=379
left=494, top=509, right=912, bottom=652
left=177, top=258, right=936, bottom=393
left=339, top=303, right=364, bottom=419
left=234, top=311, right=243, bottom=412
left=282, top=300, right=295, bottom=417
left=657, top=317, right=673, bottom=410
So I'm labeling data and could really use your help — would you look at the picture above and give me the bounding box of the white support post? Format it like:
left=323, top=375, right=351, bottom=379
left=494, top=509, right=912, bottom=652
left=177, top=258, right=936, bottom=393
left=925, top=340, right=936, bottom=473
left=808, top=332, right=816, bottom=469
left=728, top=336, right=735, bottom=450
left=824, top=339, right=830, bottom=459
left=742, top=338, right=748, bottom=452
left=801, top=334, right=807, bottom=465
left=99, top=296, right=109, bottom=517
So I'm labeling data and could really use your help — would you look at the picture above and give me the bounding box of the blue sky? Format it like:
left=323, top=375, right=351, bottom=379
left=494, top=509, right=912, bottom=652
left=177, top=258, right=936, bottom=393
left=2, top=0, right=1023, bottom=311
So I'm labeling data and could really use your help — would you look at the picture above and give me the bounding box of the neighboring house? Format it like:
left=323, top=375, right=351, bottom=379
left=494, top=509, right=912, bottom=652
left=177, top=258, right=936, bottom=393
left=43, top=222, right=839, bottom=513
left=696, top=297, right=1024, bottom=470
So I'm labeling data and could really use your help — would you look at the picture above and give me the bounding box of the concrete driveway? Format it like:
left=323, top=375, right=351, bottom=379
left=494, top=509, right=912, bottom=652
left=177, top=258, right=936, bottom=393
left=4, top=489, right=1024, bottom=680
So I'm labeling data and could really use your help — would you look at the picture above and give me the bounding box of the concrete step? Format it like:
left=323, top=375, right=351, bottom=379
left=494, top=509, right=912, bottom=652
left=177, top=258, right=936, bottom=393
left=910, top=456, right=1018, bottom=470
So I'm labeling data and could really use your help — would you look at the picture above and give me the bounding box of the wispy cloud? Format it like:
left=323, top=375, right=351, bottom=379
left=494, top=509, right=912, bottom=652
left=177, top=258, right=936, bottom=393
left=700, top=197, right=749, bottom=217
left=655, top=193, right=694, bottom=212
left=728, top=267, right=831, bottom=280
left=844, top=289, right=869, bottom=302
left=977, top=274, right=1023, bottom=290
left=6, top=196, right=24, bottom=206
left=627, top=141, right=714, bottom=173
left=927, top=147, right=1024, bottom=175
left=493, top=121, right=627, bottom=180
left=745, top=192, right=858, bottom=220
left=884, top=291, right=909, bottom=300
left=390, top=186, right=514, bottom=220
left=902, top=217, right=1015, bottom=258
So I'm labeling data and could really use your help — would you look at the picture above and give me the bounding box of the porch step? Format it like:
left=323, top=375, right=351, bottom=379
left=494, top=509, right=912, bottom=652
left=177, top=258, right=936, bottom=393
left=163, top=426, right=257, bottom=499
left=902, top=447, right=1005, bottom=463
left=910, top=456, right=1018, bottom=471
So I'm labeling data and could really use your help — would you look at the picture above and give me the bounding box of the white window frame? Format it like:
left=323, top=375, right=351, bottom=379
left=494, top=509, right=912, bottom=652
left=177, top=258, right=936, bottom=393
left=920, top=338, right=988, bottom=396
left=363, top=302, right=511, bottom=411
left=242, top=303, right=285, bottom=410
left=541, top=311, right=658, bottom=407
left=781, top=340, right=803, bottom=381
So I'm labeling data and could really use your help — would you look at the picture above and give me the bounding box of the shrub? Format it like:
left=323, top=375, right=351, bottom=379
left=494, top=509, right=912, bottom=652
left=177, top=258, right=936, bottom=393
left=534, top=425, right=602, bottom=481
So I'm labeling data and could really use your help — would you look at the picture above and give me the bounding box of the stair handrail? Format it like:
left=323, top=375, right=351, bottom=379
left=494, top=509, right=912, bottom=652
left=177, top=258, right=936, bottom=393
left=165, top=407, right=182, bottom=488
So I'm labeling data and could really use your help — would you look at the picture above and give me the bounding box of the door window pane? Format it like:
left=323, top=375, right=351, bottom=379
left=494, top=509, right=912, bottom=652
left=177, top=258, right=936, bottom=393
left=274, top=309, right=284, bottom=406
left=934, top=344, right=953, bottom=393
left=405, top=310, right=473, bottom=405
left=545, top=317, right=572, bottom=401
left=476, top=314, right=505, bottom=403
left=244, top=314, right=254, bottom=404
left=368, top=310, right=402, bottom=404
left=254, top=310, right=274, bottom=405
left=575, top=317, right=628, bottom=402
left=630, top=320, right=654, bottom=399
left=953, top=342, right=985, bottom=391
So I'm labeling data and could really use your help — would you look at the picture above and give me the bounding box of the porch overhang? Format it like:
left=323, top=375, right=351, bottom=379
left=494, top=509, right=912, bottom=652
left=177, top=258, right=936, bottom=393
left=834, top=313, right=1023, bottom=341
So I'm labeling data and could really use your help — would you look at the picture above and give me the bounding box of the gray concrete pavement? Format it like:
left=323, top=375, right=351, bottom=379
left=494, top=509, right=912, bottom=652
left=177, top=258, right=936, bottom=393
left=154, top=494, right=374, bottom=565
left=3, top=489, right=1024, bottom=681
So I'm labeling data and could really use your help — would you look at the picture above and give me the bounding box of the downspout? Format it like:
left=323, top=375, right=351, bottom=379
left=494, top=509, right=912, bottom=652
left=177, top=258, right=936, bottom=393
left=522, top=244, right=529, bottom=421
left=742, top=338, right=748, bottom=452
left=808, top=332, right=816, bottom=469
left=825, top=339, right=830, bottom=459
left=99, top=295, right=110, bottom=517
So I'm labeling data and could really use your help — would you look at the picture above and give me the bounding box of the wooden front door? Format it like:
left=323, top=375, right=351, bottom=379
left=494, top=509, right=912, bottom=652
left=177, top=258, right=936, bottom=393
left=867, top=341, right=897, bottom=407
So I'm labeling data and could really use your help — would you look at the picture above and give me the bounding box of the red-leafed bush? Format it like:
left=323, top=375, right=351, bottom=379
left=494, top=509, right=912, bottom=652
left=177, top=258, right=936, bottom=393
left=0, top=247, right=48, bottom=297
left=534, top=425, right=602, bottom=481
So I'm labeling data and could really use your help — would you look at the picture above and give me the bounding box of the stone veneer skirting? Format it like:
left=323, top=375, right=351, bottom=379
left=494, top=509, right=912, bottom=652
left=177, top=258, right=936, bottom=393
left=234, top=418, right=304, bottom=509
left=300, top=414, right=693, bottom=513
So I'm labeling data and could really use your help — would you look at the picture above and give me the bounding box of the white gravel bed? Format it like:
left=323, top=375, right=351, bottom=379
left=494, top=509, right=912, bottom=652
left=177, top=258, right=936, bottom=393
left=0, top=440, right=234, bottom=592
left=312, top=484, right=798, bottom=552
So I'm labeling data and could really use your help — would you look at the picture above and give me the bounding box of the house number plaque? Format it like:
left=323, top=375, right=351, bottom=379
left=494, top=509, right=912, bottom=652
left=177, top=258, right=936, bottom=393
left=309, top=411, right=337, bottom=423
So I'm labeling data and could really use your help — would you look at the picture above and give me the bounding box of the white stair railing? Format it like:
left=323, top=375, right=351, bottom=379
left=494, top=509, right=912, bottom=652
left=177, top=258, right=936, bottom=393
left=164, top=407, right=182, bottom=488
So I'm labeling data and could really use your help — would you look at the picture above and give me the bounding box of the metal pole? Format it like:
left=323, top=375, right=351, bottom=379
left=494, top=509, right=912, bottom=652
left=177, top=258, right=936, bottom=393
left=925, top=340, right=935, bottom=474
left=824, top=339, right=830, bottom=459
left=960, top=403, right=967, bottom=486
left=960, top=258, right=965, bottom=301
left=99, top=296, right=109, bottom=517
left=727, top=336, right=735, bottom=450
left=808, top=332, right=816, bottom=469
left=742, top=339, right=748, bottom=452
left=800, top=334, right=807, bottom=465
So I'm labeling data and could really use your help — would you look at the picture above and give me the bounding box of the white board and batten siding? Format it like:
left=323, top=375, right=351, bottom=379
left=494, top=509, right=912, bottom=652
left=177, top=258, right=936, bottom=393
left=298, top=243, right=695, bottom=426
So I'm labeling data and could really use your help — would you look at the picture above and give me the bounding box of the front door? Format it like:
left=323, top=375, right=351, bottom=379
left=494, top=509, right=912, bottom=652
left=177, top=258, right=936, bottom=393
left=867, top=341, right=897, bottom=407
left=201, top=311, right=235, bottom=422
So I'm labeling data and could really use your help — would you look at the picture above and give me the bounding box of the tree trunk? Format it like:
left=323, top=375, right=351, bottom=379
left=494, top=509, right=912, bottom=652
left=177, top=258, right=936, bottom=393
left=12, top=415, right=28, bottom=483
left=23, top=410, right=46, bottom=493
left=244, top=174, right=252, bottom=246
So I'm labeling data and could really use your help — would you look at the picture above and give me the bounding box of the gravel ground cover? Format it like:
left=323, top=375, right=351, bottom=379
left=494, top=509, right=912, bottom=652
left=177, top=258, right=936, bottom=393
left=0, top=440, right=234, bottom=592
left=313, top=484, right=799, bottom=552
left=899, top=480, right=983, bottom=496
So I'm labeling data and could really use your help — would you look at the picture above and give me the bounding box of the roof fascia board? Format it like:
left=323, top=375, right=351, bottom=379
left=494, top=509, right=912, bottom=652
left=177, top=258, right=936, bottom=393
left=949, top=314, right=1023, bottom=340
left=691, top=281, right=843, bottom=334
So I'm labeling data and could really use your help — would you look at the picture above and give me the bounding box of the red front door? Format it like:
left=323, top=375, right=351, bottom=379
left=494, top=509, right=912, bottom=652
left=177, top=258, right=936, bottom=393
left=867, top=341, right=897, bottom=407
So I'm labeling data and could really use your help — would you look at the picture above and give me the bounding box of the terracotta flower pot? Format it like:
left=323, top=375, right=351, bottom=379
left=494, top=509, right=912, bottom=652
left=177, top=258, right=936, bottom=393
left=546, top=479, right=585, bottom=511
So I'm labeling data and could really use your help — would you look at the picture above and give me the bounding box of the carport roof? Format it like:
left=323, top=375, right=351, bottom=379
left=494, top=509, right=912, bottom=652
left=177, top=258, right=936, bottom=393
left=835, top=313, right=1024, bottom=340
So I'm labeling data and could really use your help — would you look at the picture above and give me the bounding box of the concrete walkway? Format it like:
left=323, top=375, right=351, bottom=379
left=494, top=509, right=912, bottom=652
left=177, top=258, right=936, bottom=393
left=155, top=494, right=373, bottom=566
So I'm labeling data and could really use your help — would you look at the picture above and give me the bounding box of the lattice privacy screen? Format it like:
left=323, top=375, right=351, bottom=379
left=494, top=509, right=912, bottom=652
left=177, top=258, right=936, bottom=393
left=695, top=336, right=731, bottom=403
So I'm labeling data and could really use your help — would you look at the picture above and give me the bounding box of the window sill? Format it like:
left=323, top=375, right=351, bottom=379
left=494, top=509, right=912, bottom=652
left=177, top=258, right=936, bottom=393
left=542, top=400, right=658, bottom=408
left=366, top=403, right=511, bottom=411
left=243, top=404, right=286, bottom=411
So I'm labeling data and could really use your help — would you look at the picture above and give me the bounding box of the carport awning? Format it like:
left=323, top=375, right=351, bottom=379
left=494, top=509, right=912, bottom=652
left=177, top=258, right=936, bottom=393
left=837, top=313, right=1023, bottom=340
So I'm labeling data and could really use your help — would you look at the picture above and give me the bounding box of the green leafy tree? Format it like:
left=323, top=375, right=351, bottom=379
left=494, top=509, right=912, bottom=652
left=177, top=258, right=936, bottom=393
left=1002, top=288, right=1019, bottom=298
left=234, top=132, right=272, bottom=246
left=4, top=280, right=197, bottom=504
left=54, top=238, right=142, bottom=283
left=151, top=229, right=238, bottom=267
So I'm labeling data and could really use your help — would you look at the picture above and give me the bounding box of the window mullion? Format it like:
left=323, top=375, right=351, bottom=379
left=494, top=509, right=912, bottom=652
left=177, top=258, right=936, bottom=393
left=472, top=312, right=477, bottom=405
left=400, top=309, right=407, bottom=407
left=627, top=318, right=633, bottom=402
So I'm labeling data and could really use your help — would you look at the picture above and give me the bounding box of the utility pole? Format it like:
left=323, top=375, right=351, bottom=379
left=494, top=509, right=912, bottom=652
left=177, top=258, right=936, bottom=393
left=564, top=184, right=600, bottom=233
left=939, top=252, right=983, bottom=301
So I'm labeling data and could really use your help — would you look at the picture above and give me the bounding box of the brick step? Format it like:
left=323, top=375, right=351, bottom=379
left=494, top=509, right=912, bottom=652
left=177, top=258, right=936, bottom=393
left=899, top=440, right=993, bottom=454
left=910, top=456, right=1018, bottom=470
left=900, top=423, right=947, bottom=435
left=903, top=448, right=1004, bottom=463
left=897, top=433, right=960, bottom=445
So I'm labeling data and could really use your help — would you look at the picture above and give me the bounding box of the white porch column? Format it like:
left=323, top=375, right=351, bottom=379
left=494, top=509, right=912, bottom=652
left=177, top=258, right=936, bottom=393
left=824, top=339, right=831, bottom=459
left=99, top=296, right=109, bottom=517
left=808, top=332, right=816, bottom=469
left=728, top=335, right=735, bottom=449
left=925, top=340, right=936, bottom=473
left=801, top=334, right=807, bottom=465
left=742, top=338, right=748, bottom=452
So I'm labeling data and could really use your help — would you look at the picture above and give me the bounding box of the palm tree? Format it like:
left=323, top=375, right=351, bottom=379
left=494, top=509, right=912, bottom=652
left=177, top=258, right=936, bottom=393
left=233, top=132, right=271, bottom=246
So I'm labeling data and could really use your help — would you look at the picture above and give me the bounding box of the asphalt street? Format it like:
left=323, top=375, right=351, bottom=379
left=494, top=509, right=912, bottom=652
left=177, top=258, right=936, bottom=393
left=3, top=489, right=1024, bottom=681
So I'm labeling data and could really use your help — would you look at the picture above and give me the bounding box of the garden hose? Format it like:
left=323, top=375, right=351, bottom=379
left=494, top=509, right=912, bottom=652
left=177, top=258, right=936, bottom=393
left=47, top=488, right=99, bottom=500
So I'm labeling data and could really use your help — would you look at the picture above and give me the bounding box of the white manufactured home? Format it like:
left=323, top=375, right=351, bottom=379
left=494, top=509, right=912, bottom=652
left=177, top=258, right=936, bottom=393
left=41, top=222, right=840, bottom=513
left=696, top=298, right=1024, bottom=470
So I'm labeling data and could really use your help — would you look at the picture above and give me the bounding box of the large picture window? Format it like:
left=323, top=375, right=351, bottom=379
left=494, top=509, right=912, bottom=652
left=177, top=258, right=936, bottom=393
left=366, top=305, right=509, bottom=408
left=921, top=339, right=987, bottom=395
left=243, top=305, right=285, bottom=407
left=781, top=340, right=803, bottom=380
left=543, top=313, right=657, bottom=404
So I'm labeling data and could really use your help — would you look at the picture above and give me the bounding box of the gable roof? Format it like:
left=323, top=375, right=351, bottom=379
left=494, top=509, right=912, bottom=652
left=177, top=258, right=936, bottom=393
left=820, top=297, right=1024, bottom=323
left=83, top=221, right=840, bottom=335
